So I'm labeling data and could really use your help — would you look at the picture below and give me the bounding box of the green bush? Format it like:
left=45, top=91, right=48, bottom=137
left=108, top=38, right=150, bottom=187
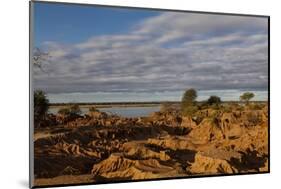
left=240, top=92, right=255, bottom=103
left=207, top=96, right=221, bottom=105
left=160, top=102, right=174, bottom=112
left=70, top=104, right=81, bottom=115
left=222, top=105, right=232, bottom=113
left=89, top=106, right=99, bottom=112
left=249, top=103, right=264, bottom=110
left=182, top=89, right=197, bottom=106
left=58, top=107, right=71, bottom=115
left=192, top=114, right=204, bottom=125
left=181, top=88, right=198, bottom=116
left=246, top=112, right=262, bottom=126
left=34, top=90, right=49, bottom=127
left=209, top=110, right=221, bottom=127
left=58, top=104, right=81, bottom=116
left=236, top=106, right=245, bottom=111
left=182, top=105, right=198, bottom=117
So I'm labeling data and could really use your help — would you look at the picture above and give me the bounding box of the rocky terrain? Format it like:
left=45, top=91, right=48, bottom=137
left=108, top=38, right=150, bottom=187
left=33, top=103, right=269, bottom=186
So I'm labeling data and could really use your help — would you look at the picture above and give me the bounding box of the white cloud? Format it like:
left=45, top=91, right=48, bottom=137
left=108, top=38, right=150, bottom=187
left=34, top=12, right=268, bottom=95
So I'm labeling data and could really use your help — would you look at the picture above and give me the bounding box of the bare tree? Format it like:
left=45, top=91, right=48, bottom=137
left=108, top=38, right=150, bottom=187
left=32, top=47, right=51, bottom=72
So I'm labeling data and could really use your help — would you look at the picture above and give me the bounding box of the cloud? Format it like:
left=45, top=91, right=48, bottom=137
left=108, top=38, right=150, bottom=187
left=33, top=12, right=268, bottom=94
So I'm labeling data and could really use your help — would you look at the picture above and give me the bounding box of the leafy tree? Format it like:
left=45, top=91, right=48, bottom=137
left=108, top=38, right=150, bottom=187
left=182, top=88, right=197, bottom=106
left=240, top=92, right=255, bottom=103
left=34, top=90, right=49, bottom=127
left=181, top=89, right=198, bottom=117
left=207, top=95, right=221, bottom=105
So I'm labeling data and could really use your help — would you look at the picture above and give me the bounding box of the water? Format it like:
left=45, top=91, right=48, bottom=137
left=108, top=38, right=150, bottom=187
left=47, top=90, right=268, bottom=103
left=48, top=106, right=160, bottom=117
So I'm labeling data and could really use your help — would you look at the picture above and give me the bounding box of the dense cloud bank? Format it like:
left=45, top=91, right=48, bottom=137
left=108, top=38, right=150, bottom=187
left=34, top=12, right=268, bottom=96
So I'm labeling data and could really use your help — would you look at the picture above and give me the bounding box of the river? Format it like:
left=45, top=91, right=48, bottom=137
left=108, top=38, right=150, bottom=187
left=48, top=106, right=161, bottom=117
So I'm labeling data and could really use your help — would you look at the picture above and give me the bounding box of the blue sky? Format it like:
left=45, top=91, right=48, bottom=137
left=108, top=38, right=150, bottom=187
left=34, top=2, right=159, bottom=46
left=33, top=2, right=268, bottom=102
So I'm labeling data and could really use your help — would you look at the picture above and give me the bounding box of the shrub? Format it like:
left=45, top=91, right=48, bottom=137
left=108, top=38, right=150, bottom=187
left=58, top=104, right=81, bottom=116
left=58, top=107, right=71, bottom=115
left=249, top=103, right=264, bottom=110
left=89, top=106, right=99, bottom=112
left=210, top=104, right=223, bottom=110
left=198, top=101, right=209, bottom=110
left=207, top=96, right=221, bottom=105
left=34, top=90, right=49, bottom=127
left=240, top=92, right=255, bottom=103
left=181, top=89, right=198, bottom=116
left=70, top=104, right=81, bottom=115
left=182, top=88, right=197, bottom=106
left=236, top=106, right=245, bottom=111
left=192, top=114, right=204, bottom=125
left=246, top=112, right=262, bottom=126
left=222, top=105, right=232, bottom=113
left=209, top=111, right=221, bottom=127
left=182, top=105, right=198, bottom=117
left=160, top=102, right=174, bottom=112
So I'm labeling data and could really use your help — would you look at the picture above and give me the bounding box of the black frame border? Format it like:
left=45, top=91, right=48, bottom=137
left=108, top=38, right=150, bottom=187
left=29, top=0, right=270, bottom=188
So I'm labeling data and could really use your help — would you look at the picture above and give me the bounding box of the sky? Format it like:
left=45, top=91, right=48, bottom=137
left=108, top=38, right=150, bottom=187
left=32, top=2, right=269, bottom=103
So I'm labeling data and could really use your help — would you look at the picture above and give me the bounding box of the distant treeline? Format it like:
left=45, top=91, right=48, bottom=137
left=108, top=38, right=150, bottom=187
left=50, top=101, right=173, bottom=106
left=49, top=100, right=267, bottom=106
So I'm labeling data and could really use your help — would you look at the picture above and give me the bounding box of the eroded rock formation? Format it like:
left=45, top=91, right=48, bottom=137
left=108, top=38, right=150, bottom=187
left=34, top=103, right=269, bottom=186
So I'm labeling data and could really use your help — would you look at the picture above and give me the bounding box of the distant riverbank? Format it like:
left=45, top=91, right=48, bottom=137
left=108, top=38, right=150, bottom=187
left=49, top=105, right=161, bottom=117
left=48, top=101, right=267, bottom=117
left=49, top=100, right=267, bottom=108
left=49, top=102, right=167, bottom=109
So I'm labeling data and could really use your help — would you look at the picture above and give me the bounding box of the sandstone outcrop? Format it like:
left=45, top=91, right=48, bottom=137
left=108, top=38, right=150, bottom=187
left=34, top=103, right=268, bottom=186
left=189, top=152, right=238, bottom=174
left=91, top=153, right=184, bottom=180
